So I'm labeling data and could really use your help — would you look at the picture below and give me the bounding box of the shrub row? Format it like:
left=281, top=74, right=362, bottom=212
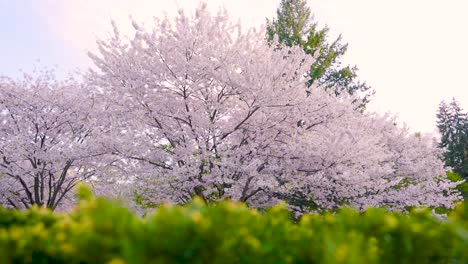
left=0, top=186, right=467, bottom=264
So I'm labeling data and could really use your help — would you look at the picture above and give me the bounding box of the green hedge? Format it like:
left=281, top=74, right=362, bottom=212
left=0, top=187, right=467, bottom=264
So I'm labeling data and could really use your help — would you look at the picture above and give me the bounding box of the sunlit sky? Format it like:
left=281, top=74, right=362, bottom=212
left=1, top=0, right=467, bottom=133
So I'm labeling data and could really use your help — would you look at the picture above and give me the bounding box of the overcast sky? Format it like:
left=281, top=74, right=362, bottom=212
left=0, top=0, right=467, bottom=133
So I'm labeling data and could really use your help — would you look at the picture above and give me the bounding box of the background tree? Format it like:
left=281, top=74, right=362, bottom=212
left=436, top=98, right=468, bottom=182
left=88, top=4, right=461, bottom=214
left=437, top=100, right=453, bottom=149
left=266, top=0, right=374, bottom=109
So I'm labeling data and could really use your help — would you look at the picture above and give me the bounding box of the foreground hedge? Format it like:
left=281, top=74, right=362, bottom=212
left=0, top=188, right=467, bottom=264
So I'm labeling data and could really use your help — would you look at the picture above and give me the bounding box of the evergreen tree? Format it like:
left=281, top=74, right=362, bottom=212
left=267, top=0, right=374, bottom=109
left=437, top=101, right=454, bottom=149
left=437, top=98, right=468, bottom=181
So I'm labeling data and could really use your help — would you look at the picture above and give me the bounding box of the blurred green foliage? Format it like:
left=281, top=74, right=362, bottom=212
left=0, top=185, right=467, bottom=264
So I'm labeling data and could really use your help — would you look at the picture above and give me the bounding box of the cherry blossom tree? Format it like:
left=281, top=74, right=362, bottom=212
left=0, top=72, right=104, bottom=211
left=279, top=112, right=462, bottom=213
left=87, top=4, right=462, bottom=212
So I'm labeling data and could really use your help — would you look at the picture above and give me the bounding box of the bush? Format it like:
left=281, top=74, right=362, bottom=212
left=0, top=186, right=467, bottom=264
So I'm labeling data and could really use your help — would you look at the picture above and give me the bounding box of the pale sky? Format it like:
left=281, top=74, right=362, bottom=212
left=0, top=0, right=467, bottom=133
